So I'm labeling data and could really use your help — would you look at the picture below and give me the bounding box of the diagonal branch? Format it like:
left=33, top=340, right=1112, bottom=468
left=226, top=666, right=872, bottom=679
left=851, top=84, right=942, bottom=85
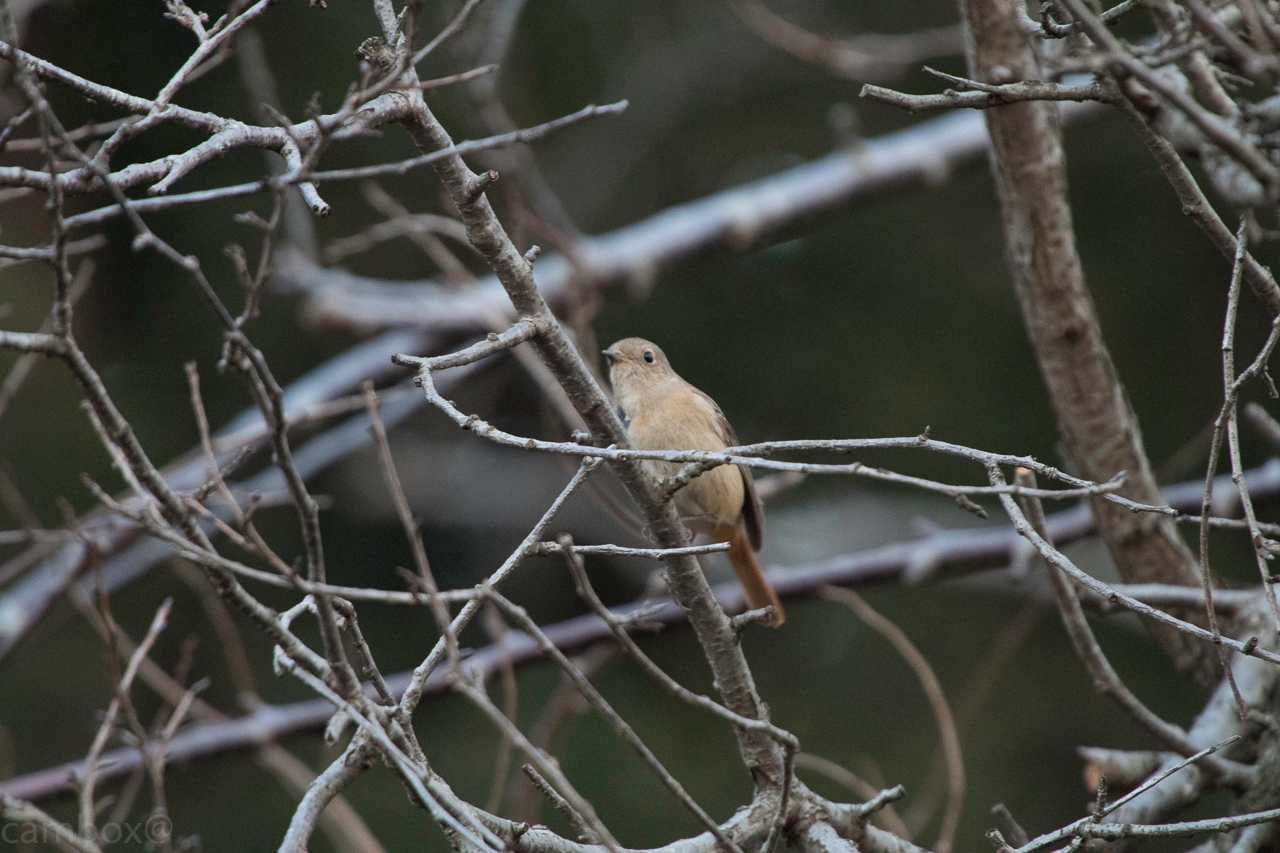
left=380, top=9, right=784, bottom=781
left=1014, top=469, right=1252, bottom=788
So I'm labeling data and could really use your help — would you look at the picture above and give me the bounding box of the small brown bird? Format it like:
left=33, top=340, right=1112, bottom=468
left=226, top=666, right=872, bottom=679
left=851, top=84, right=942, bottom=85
left=603, top=337, right=784, bottom=627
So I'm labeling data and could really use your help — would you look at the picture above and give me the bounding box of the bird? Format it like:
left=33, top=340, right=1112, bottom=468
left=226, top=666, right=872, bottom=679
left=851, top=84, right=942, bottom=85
left=602, top=337, right=784, bottom=627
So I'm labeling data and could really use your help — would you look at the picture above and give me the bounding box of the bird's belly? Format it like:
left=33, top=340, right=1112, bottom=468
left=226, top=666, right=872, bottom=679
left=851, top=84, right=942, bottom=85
left=628, top=418, right=743, bottom=535
left=674, top=465, right=743, bottom=536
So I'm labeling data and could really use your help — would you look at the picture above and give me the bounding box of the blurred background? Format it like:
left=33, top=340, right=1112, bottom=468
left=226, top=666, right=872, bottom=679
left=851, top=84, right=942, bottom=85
left=1, top=0, right=1277, bottom=850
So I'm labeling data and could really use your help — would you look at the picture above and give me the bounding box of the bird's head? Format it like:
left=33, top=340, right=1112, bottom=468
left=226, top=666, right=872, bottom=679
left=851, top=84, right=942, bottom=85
left=602, top=337, right=675, bottom=392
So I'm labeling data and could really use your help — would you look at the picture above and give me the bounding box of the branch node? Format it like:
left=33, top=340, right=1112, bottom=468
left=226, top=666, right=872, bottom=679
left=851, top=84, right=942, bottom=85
left=462, top=169, right=498, bottom=203
left=731, top=606, right=780, bottom=634
left=953, top=492, right=988, bottom=518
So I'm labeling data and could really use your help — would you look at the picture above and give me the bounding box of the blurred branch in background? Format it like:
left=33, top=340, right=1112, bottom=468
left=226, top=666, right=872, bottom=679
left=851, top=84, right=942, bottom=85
left=1, top=460, right=1273, bottom=803
left=3, top=0, right=1280, bottom=850
left=730, top=0, right=964, bottom=81
left=274, top=101, right=1105, bottom=335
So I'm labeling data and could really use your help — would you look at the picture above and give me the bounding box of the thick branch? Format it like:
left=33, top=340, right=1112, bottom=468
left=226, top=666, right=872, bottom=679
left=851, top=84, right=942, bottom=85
left=961, top=0, right=1210, bottom=674
left=387, top=46, right=783, bottom=778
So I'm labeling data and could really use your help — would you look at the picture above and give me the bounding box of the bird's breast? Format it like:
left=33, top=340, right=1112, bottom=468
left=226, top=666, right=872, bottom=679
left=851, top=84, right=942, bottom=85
left=625, top=388, right=743, bottom=534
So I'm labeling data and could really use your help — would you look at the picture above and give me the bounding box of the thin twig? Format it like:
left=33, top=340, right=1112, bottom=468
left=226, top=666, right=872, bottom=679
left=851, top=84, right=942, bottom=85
left=991, top=464, right=1280, bottom=666
left=1015, top=468, right=1251, bottom=787
left=1218, top=228, right=1280, bottom=637
left=78, top=599, right=172, bottom=841
left=363, top=382, right=458, bottom=662
left=1008, top=737, right=1246, bottom=852
left=560, top=535, right=797, bottom=747
left=520, top=764, right=597, bottom=844
left=481, top=587, right=745, bottom=853
left=820, top=587, right=964, bottom=853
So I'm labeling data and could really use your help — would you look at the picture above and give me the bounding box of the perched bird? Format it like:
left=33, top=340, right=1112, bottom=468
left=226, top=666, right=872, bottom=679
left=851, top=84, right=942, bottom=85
left=602, top=337, right=784, bottom=627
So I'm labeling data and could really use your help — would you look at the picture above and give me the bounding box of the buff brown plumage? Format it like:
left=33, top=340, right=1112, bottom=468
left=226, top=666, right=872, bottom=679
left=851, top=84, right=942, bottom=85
left=603, top=337, right=783, bottom=627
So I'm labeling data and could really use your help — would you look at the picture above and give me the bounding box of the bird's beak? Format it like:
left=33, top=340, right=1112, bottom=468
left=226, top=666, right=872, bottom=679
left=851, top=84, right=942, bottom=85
left=602, top=347, right=620, bottom=364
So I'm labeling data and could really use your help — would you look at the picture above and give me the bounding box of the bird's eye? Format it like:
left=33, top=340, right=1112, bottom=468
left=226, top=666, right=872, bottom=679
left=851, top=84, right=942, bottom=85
left=643, top=350, right=655, bottom=364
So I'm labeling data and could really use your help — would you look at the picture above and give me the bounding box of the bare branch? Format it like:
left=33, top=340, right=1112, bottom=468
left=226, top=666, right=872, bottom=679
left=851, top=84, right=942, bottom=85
left=862, top=77, right=1108, bottom=114
left=560, top=535, right=797, bottom=748
left=1014, top=469, right=1251, bottom=787
left=79, top=599, right=173, bottom=842
left=992, top=463, right=1280, bottom=664
left=1008, top=738, right=1252, bottom=852
left=820, top=588, right=964, bottom=853
left=961, top=0, right=1211, bottom=674
left=0, top=796, right=102, bottom=853
left=730, top=0, right=962, bottom=79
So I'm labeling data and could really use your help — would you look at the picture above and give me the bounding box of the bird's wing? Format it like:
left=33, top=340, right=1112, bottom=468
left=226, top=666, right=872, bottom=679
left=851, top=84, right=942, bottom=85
left=692, top=386, right=764, bottom=551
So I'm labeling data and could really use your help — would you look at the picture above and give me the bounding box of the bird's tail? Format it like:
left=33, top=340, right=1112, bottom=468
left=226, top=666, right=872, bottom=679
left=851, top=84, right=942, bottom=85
left=727, top=524, right=785, bottom=628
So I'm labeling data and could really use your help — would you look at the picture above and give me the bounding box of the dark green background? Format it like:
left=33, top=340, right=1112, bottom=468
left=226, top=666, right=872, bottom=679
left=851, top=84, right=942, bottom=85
left=0, top=1, right=1273, bottom=850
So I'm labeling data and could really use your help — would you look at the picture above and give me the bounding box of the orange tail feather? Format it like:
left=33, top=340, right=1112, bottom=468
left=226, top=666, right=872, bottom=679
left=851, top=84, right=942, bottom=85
left=727, top=524, right=784, bottom=627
